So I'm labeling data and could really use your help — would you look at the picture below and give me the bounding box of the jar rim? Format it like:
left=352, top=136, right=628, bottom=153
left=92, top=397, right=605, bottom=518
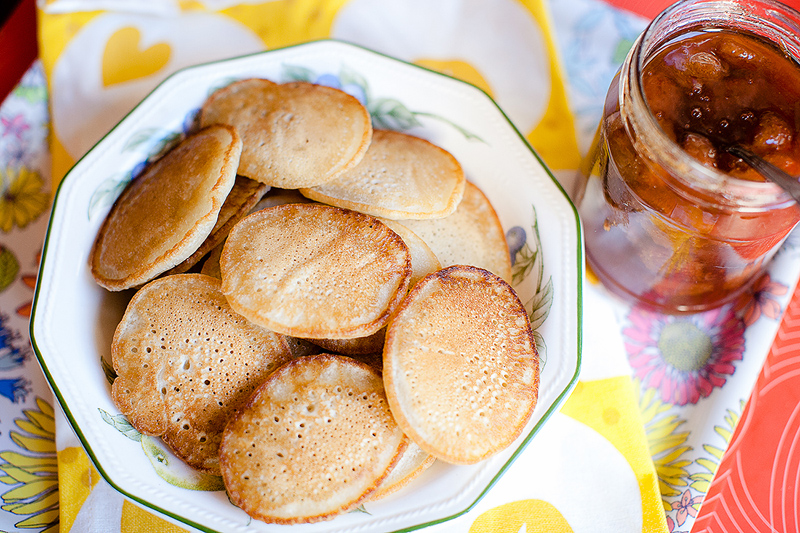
left=624, top=0, right=800, bottom=209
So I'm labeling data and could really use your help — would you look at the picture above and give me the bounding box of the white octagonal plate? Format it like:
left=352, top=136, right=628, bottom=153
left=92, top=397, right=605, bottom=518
left=31, top=40, right=583, bottom=533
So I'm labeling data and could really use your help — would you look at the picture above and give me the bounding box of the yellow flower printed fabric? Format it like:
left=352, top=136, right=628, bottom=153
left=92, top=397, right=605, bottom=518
left=0, top=167, right=49, bottom=233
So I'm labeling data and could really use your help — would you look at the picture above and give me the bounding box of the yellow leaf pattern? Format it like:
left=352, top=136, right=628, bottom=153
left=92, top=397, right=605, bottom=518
left=0, top=398, right=58, bottom=532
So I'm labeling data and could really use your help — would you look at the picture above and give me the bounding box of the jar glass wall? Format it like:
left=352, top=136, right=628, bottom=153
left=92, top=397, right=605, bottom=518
left=575, top=0, right=800, bottom=314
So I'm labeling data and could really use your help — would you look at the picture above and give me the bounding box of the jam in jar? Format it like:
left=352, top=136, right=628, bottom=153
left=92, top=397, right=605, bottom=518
left=575, top=0, right=800, bottom=313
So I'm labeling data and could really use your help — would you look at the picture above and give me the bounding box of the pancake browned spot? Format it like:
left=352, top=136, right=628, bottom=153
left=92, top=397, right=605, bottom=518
left=200, top=79, right=372, bottom=189
left=383, top=265, right=539, bottom=464
left=300, top=129, right=465, bottom=219
left=90, top=124, right=242, bottom=291
left=397, top=181, right=512, bottom=283
left=219, top=354, right=407, bottom=524
left=220, top=203, right=411, bottom=339
left=111, top=274, right=294, bottom=474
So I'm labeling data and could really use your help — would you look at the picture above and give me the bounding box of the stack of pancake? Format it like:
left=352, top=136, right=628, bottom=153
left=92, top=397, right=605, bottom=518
left=90, top=77, right=540, bottom=524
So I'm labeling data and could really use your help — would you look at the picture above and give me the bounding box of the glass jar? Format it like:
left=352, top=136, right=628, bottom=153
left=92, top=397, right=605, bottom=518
left=575, top=0, right=800, bottom=314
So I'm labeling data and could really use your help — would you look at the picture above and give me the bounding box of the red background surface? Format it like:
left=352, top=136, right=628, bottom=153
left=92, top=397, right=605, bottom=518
left=0, top=0, right=35, bottom=101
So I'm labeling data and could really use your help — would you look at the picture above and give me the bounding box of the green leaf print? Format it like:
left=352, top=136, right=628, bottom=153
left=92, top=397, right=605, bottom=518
left=87, top=176, right=129, bottom=220
left=338, top=67, right=369, bottom=92
left=369, top=98, right=423, bottom=130
left=98, top=409, right=142, bottom=442
left=281, top=65, right=316, bottom=83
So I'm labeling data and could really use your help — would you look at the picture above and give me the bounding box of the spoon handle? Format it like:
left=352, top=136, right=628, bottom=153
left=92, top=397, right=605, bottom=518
left=726, top=144, right=800, bottom=203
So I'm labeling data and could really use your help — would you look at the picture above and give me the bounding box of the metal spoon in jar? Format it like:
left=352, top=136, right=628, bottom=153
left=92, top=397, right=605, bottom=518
left=725, top=144, right=800, bottom=203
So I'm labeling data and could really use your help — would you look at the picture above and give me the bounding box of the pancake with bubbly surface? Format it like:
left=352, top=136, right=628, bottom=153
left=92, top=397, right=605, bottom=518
left=219, top=354, right=407, bottom=524
left=383, top=265, right=539, bottom=464
left=220, top=203, right=411, bottom=339
left=200, top=79, right=372, bottom=189
left=306, top=218, right=439, bottom=356
left=111, top=274, right=294, bottom=474
left=90, top=125, right=241, bottom=291
left=300, top=130, right=464, bottom=219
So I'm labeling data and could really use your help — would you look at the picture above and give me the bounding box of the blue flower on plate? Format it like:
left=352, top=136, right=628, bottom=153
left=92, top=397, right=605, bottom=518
left=506, top=226, right=527, bottom=266
left=313, top=73, right=368, bottom=105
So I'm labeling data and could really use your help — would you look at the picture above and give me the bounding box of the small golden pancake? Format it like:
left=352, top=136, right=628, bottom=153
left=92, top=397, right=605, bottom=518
left=162, top=175, right=268, bottom=276
left=111, top=274, right=294, bottom=474
left=220, top=203, right=411, bottom=339
left=200, top=79, right=372, bottom=189
left=383, top=265, right=539, bottom=465
left=219, top=354, right=408, bottom=524
left=306, top=219, right=438, bottom=356
left=201, top=189, right=312, bottom=280
left=300, top=130, right=465, bottom=219
left=397, top=181, right=512, bottom=283
left=90, top=125, right=242, bottom=291
left=369, top=441, right=435, bottom=501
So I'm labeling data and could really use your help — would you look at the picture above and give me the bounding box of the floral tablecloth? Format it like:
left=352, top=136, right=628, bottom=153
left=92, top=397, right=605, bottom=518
left=0, top=0, right=799, bottom=532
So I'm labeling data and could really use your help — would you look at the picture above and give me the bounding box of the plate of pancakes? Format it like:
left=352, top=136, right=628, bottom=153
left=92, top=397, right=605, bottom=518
left=31, top=40, right=583, bottom=532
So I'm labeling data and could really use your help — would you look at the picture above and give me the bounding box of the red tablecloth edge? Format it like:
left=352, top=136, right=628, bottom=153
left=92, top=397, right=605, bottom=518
left=602, top=0, right=676, bottom=19
left=691, top=278, right=800, bottom=532
left=0, top=0, right=37, bottom=103
left=605, top=0, right=800, bottom=20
